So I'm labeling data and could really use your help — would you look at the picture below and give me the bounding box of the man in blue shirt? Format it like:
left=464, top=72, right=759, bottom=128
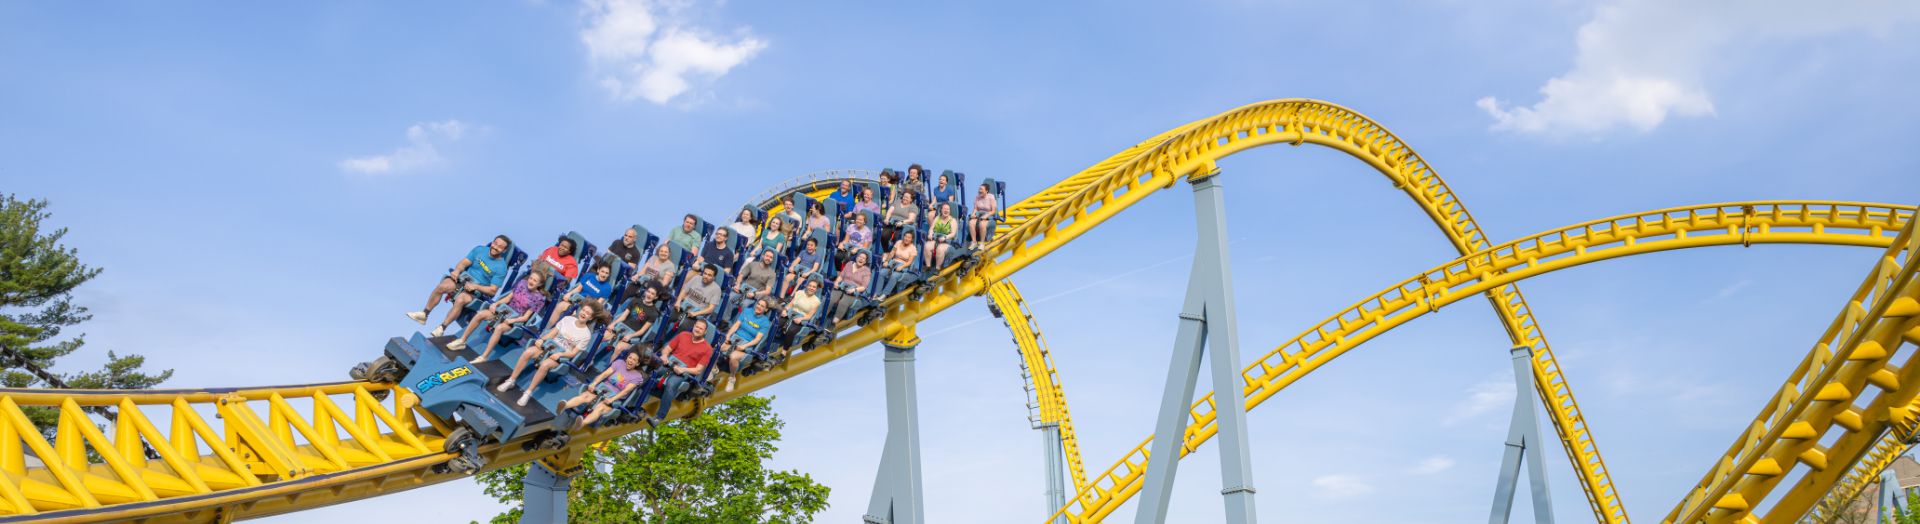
left=409, top=235, right=512, bottom=333
left=718, top=297, right=775, bottom=392
left=828, top=180, right=856, bottom=212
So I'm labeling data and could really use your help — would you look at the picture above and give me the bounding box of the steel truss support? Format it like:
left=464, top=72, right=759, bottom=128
left=866, top=332, right=926, bottom=524
left=1489, top=345, right=1554, bottom=524
left=1135, top=173, right=1259, bottom=524
left=1039, top=421, right=1068, bottom=524
left=520, top=458, right=578, bottom=524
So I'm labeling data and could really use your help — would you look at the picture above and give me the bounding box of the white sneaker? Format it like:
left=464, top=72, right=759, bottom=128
left=516, top=394, right=530, bottom=407
left=405, top=311, right=428, bottom=325
left=725, top=376, right=736, bottom=392
left=496, top=381, right=512, bottom=393
left=430, top=325, right=445, bottom=337
left=446, top=338, right=467, bottom=350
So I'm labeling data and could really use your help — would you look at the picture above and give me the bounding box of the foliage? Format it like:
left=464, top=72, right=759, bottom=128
left=475, top=395, right=830, bottom=523
left=1887, top=489, right=1920, bottom=524
left=0, top=194, right=172, bottom=431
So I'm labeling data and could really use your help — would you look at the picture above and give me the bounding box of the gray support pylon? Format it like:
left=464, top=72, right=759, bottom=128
left=1489, top=345, right=1554, bottom=524
left=1134, top=174, right=1259, bottom=524
left=865, top=339, right=925, bottom=524
left=1040, top=422, right=1068, bottom=524
left=519, top=460, right=572, bottom=524
left=1881, top=467, right=1907, bottom=519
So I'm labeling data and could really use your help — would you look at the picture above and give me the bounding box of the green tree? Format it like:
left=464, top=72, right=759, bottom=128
left=475, top=395, right=830, bottom=523
left=0, top=194, right=173, bottom=430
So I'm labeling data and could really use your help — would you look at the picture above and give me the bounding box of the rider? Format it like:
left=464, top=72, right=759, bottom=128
left=605, top=286, right=663, bottom=356
left=735, top=249, right=779, bottom=308
left=450, top=267, right=548, bottom=355
left=544, top=260, right=615, bottom=331
left=717, top=297, right=774, bottom=392
left=970, top=182, right=999, bottom=249
left=537, top=236, right=580, bottom=281
left=557, top=349, right=650, bottom=430
left=673, top=264, right=722, bottom=327
left=638, top=319, right=715, bottom=426
left=408, top=235, right=511, bottom=329
left=668, top=214, right=702, bottom=253
left=498, top=301, right=610, bottom=407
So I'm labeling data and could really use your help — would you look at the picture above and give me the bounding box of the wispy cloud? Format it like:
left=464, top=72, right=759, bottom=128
left=1479, top=0, right=1920, bottom=136
left=1445, top=371, right=1514, bottom=425
left=580, top=0, right=768, bottom=105
left=338, top=120, right=473, bottom=175
left=1311, top=474, right=1375, bottom=499
left=1410, top=456, right=1455, bottom=475
left=1710, top=279, right=1752, bottom=301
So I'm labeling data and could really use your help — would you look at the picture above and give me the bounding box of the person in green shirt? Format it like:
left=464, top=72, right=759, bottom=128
left=925, top=202, right=958, bottom=268
left=668, top=213, right=702, bottom=253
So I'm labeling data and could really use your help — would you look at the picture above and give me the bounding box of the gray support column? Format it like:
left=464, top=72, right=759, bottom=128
left=1135, top=174, right=1259, bottom=524
left=1040, top=422, right=1068, bottom=524
left=865, top=337, right=925, bottom=524
left=1488, top=345, right=1554, bottom=524
left=519, top=460, right=572, bottom=524
left=1881, top=467, right=1906, bottom=519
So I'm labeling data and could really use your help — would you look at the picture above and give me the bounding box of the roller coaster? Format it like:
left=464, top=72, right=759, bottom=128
left=0, top=98, right=1915, bottom=524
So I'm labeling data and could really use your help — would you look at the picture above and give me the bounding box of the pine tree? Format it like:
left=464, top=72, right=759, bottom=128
left=0, top=194, right=173, bottom=431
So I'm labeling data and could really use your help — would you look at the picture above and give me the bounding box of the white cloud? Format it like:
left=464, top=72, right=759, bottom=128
left=1710, top=279, right=1752, bottom=301
left=1445, top=371, right=1515, bottom=425
left=1410, top=456, right=1456, bottom=475
left=581, top=0, right=767, bottom=105
left=338, top=120, right=472, bottom=175
left=1311, top=474, right=1376, bottom=499
left=1479, top=0, right=1920, bottom=135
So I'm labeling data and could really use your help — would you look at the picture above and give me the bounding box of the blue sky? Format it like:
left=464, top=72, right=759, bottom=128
left=5, top=1, right=1920, bottom=522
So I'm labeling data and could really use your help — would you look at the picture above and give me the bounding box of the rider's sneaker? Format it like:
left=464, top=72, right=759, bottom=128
left=429, top=325, right=445, bottom=337
left=516, top=394, right=530, bottom=407
left=405, top=311, right=428, bottom=325
left=725, top=376, right=736, bottom=392
left=496, top=381, right=512, bottom=393
left=446, top=338, right=467, bottom=350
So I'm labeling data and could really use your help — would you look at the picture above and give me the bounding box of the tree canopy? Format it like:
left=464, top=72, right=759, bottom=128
left=476, top=395, right=830, bottom=523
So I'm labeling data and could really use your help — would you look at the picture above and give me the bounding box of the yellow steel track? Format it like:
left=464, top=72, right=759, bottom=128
left=0, top=99, right=1909, bottom=523
left=988, top=281, right=1090, bottom=492
left=1049, top=201, right=1915, bottom=523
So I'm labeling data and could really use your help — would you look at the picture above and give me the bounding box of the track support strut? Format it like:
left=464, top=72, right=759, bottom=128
left=1489, top=345, right=1554, bottom=524
left=866, top=332, right=926, bottom=524
left=520, top=458, right=577, bottom=524
left=1135, top=174, right=1259, bottom=524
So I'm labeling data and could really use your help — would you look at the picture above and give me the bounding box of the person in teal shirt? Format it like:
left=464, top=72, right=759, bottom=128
left=718, top=297, right=775, bottom=392
left=668, top=214, right=702, bottom=253
left=408, top=235, right=512, bottom=332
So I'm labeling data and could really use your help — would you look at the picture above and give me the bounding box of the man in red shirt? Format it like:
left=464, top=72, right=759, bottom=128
left=642, top=318, right=714, bottom=425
